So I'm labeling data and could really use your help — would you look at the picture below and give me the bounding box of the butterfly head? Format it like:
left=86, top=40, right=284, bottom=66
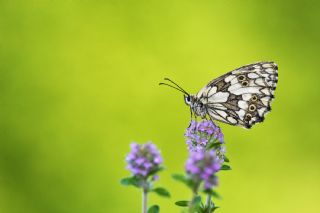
left=159, top=78, right=207, bottom=118
left=184, top=95, right=206, bottom=118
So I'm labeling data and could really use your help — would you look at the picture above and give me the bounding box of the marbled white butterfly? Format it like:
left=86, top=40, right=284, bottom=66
left=160, top=62, right=278, bottom=129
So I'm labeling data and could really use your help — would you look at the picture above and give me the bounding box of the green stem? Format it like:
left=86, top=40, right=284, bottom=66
left=206, top=195, right=212, bottom=212
left=142, top=187, right=148, bottom=213
left=188, top=193, right=197, bottom=213
left=189, top=182, right=200, bottom=212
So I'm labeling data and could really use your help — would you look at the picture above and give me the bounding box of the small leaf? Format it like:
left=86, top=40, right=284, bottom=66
left=220, top=164, right=231, bottom=171
left=148, top=167, right=164, bottom=176
left=189, top=196, right=202, bottom=212
left=175, top=200, right=190, bottom=207
left=172, top=174, right=194, bottom=189
left=206, top=141, right=221, bottom=150
left=212, top=206, right=220, bottom=212
left=172, top=174, right=187, bottom=183
left=224, top=156, right=230, bottom=163
left=204, top=189, right=221, bottom=199
left=152, top=187, right=171, bottom=198
left=192, top=196, right=202, bottom=205
left=148, top=205, right=160, bottom=213
left=120, top=176, right=140, bottom=188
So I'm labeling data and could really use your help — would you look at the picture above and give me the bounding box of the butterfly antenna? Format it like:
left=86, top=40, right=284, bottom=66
left=159, top=82, right=189, bottom=96
left=163, top=78, right=190, bottom=95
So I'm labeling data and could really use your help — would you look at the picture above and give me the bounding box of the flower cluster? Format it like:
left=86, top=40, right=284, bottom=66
left=126, top=142, right=163, bottom=178
left=122, top=120, right=229, bottom=213
left=185, top=120, right=224, bottom=152
left=185, top=150, right=222, bottom=189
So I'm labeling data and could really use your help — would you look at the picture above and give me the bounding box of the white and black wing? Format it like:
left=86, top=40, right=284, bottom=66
left=197, top=62, right=278, bottom=128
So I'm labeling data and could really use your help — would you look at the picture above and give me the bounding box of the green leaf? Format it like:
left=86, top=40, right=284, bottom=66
left=175, top=200, right=190, bottom=207
left=220, top=164, right=231, bottom=171
left=224, top=156, right=230, bottom=163
left=148, top=205, right=160, bottom=213
left=172, top=174, right=187, bottom=183
left=152, top=187, right=171, bottom=198
left=172, top=174, right=194, bottom=189
left=204, top=189, right=221, bottom=199
left=212, top=206, right=220, bottom=212
left=189, top=196, right=202, bottom=212
left=206, top=141, right=221, bottom=150
left=192, top=196, right=202, bottom=205
left=120, top=176, right=140, bottom=188
left=148, top=167, right=164, bottom=176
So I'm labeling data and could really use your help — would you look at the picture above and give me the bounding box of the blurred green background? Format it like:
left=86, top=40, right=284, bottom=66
left=1, top=0, right=320, bottom=212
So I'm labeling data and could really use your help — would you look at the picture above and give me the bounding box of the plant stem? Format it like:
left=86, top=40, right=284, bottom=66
left=142, top=188, right=148, bottom=213
left=188, top=193, right=197, bottom=213
left=189, top=183, right=200, bottom=212
left=206, top=195, right=212, bottom=212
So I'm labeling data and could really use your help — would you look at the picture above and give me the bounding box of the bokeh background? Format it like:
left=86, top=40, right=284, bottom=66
left=1, top=0, right=320, bottom=212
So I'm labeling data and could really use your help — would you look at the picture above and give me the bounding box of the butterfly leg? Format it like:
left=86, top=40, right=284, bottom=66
left=188, top=107, right=194, bottom=128
left=208, top=115, right=222, bottom=131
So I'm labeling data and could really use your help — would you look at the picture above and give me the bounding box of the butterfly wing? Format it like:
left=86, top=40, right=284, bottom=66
left=197, top=61, right=278, bottom=128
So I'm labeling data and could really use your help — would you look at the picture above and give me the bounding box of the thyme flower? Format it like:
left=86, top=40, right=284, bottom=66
left=185, top=120, right=226, bottom=161
left=185, top=150, right=222, bottom=189
left=126, top=142, right=163, bottom=178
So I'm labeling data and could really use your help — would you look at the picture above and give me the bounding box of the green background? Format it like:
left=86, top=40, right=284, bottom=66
left=1, top=0, right=319, bottom=212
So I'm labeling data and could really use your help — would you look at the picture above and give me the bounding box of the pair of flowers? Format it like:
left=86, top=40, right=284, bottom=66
left=122, top=120, right=230, bottom=213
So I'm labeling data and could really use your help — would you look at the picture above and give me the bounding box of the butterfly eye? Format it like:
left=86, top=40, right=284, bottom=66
left=184, top=95, right=191, bottom=103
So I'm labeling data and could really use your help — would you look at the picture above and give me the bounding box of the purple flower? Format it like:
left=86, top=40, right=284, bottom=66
left=185, top=120, right=225, bottom=153
left=126, top=142, right=163, bottom=178
left=185, top=150, right=222, bottom=189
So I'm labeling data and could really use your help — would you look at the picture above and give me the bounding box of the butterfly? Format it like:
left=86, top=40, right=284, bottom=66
left=159, top=61, right=278, bottom=129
